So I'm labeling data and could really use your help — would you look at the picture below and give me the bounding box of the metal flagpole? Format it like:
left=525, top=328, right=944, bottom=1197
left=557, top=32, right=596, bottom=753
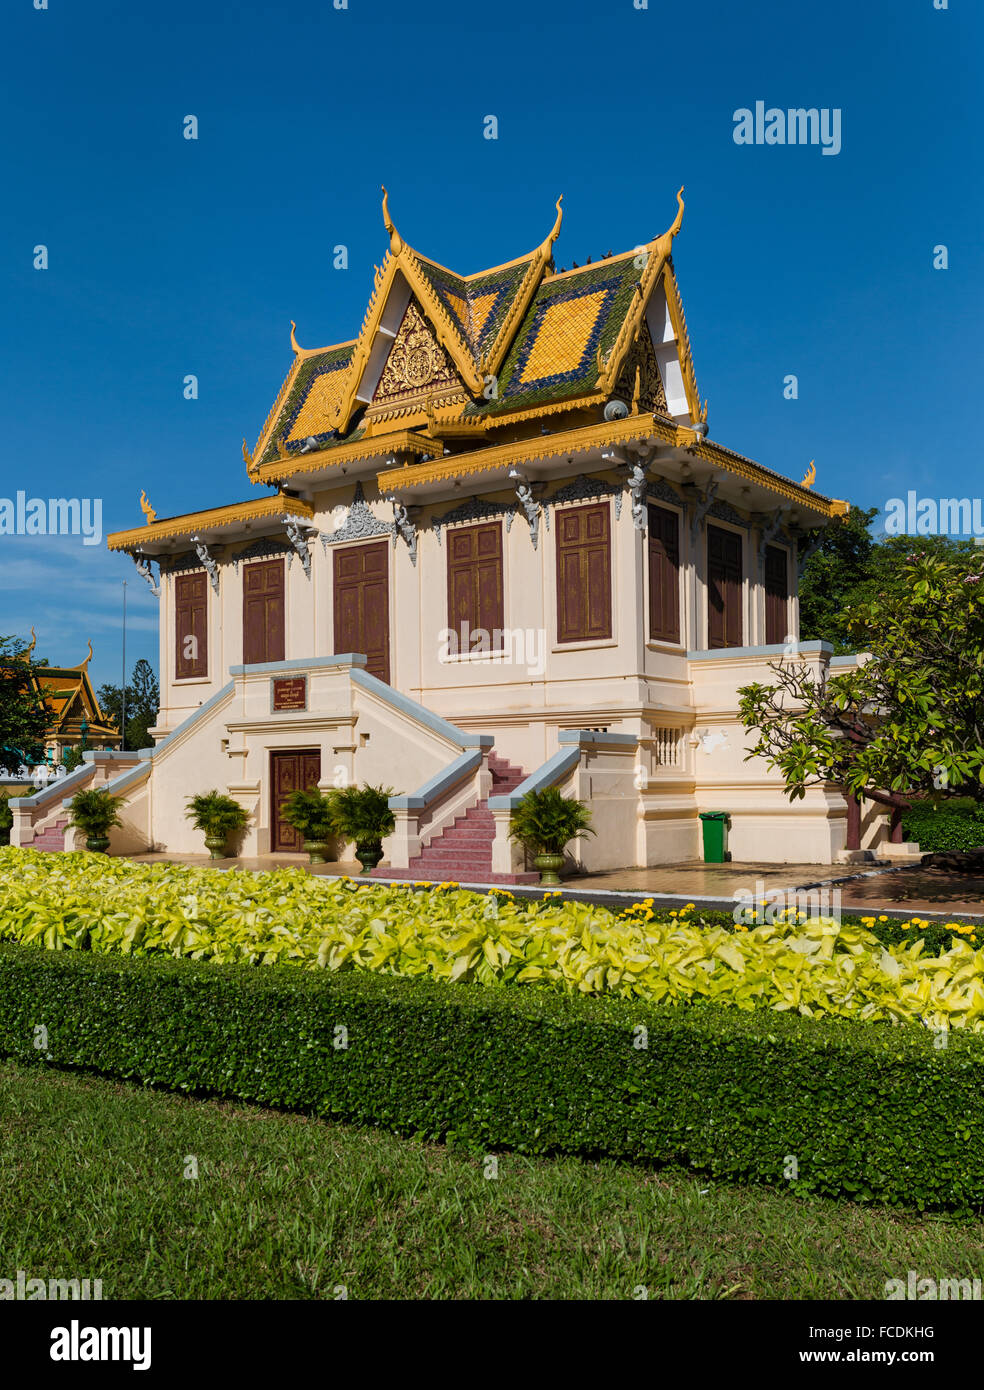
left=121, top=580, right=127, bottom=752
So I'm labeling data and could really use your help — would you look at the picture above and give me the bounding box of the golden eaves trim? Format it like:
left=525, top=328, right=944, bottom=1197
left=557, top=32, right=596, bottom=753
left=376, top=414, right=844, bottom=518
left=255, top=430, right=437, bottom=485
left=107, top=495, right=314, bottom=551
left=376, top=416, right=664, bottom=491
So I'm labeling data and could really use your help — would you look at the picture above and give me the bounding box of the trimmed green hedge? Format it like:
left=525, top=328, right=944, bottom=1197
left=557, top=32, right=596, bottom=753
left=903, top=804, right=984, bottom=854
left=1, top=942, right=982, bottom=1210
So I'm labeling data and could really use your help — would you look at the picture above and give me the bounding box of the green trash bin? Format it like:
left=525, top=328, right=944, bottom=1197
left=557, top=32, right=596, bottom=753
left=699, top=811, right=731, bottom=863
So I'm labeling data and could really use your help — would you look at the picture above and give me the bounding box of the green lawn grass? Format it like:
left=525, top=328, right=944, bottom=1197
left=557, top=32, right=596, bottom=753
left=2, top=1059, right=982, bottom=1300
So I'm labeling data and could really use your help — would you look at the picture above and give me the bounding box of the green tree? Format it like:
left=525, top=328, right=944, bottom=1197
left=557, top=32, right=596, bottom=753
left=739, top=550, right=984, bottom=815
left=62, top=745, right=86, bottom=773
left=798, top=507, right=982, bottom=653
left=97, top=659, right=160, bottom=751
left=0, top=635, right=50, bottom=775
left=797, top=506, right=876, bottom=652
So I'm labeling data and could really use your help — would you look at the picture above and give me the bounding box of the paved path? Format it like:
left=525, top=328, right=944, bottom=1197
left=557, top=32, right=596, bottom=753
left=126, top=853, right=984, bottom=922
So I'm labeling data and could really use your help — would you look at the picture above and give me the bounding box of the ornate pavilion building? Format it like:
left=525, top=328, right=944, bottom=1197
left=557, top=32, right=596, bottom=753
left=15, top=189, right=883, bottom=874
left=13, top=632, right=120, bottom=765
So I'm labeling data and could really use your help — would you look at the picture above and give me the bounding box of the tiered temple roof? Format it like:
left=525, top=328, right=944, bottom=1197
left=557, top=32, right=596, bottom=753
left=12, top=632, right=120, bottom=752
left=109, top=189, right=847, bottom=554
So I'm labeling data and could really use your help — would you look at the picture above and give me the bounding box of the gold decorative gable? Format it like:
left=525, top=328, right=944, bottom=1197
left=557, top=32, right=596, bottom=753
left=614, top=325, right=668, bottom=416
left=369, top=296, right=465, bottom=417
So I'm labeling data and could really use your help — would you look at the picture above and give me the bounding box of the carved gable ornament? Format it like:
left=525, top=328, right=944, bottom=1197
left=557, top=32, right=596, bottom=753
left=370, top=296, right=463, bottom=413
left=613, top=325, right=668, bottom=415
left=319, top=481, right=392, bottom=550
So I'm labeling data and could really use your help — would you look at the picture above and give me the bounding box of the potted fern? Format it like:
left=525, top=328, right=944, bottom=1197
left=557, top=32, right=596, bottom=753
left=185, top=790, right=250, bottom=860
left=280, top=786, right=336, bottom=863
left=508, top=787, right=594, bottom=885
left=329, top=784, right=396, bottom=873
left=68, top=787, right=126, bottom=853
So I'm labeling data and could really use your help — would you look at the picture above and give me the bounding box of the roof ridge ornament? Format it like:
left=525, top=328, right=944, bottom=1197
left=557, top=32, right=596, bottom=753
left=290, top=320, right=302, bottom=354
left=801, top=459, right=817, bottom=488
left=539, top=196, right=563, bottom=259
left=140, top=491, right=157, bottom=525
left=668, top=185, right=685, bottom=242
left=381, top=186, right=402, bottom=255
left=25, top=626, right=37, bottom=657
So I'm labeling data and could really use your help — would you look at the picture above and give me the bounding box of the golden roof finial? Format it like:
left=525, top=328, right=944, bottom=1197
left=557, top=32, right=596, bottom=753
left=25, top=626, right=37, bottom=657
left=139, top=491, right=157, bottom=525
left=539, top=195, right=563, bottom=257
left=290, top=320, right=302, bottom=354
left=80, top=641, right=93, bottom=670
left=801, top=459, right=817, bottom=489
left=381, top=185, right=402, bottom=255
left=653, top=186, right=685, bottom=257
left=669, top=185, right=685, bottom=240
left=700, top=397, right=708, bottom=424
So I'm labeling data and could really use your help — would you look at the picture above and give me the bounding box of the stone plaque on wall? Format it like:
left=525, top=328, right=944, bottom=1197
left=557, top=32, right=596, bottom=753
left=271, top=676, right=307, bottom=712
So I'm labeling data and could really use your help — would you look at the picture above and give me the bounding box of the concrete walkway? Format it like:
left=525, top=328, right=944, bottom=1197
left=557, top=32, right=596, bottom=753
left=124, top=851, right=983, bottom=923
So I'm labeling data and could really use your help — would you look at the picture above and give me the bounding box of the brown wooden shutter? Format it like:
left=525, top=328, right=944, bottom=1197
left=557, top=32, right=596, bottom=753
left=174, top=572, right=208, bottom=678
left=556, top=502, right=612, bottom=643
left=647, top=504, right=680, bottom=643
left=764, top=544, right=789, bottom=645
left=447, top=522, right=504, bottom=651
left=707, top=525, right=743, bottom=649
left=332, top=541, right=390, bottom=683
left=242, top=558, right=286, bottom=666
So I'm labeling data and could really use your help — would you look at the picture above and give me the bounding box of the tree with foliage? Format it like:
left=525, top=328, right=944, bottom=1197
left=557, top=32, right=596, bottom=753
left=62, top=745, right=86, bottom=773
left=0, top=635, right=50, bottom=775
left=97, top=659, right=160, bottom=751
left=799, top=506, right=982, bottom=653
left=739, top=550, right=984, bottom=817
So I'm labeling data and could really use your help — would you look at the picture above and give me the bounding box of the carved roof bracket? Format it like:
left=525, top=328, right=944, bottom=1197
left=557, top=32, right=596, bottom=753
left=620, top=458, right=650, bottom=532
left=189, top=536, right=220, bottom=594
left=131, top=550, right=160, bottom=598
left=391, top=501, right=418, bottom=567
left=684, top=478, right=720, bottom=542
left=754, top=506, right=792, bottom=568
left=509, top=466, right=543, bottom=549
left=283, top=515, right=317, bottom=579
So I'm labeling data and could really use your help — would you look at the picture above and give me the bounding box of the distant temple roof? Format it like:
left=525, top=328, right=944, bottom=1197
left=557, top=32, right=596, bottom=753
left=12, top=631, right=120, bottom=748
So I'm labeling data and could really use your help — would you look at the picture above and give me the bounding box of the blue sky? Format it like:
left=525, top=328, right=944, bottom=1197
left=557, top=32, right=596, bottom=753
left=1, top=0, right=979, bottom=690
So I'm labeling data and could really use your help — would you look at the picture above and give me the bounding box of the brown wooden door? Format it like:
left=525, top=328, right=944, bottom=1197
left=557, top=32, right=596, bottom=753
left=174, top=572, right=208, bottom=678
left=764, top=544, right=789, bottom=645
left=447, top=522, right=504, bottom=650
left=271, top=749, right=322, bottom=852
left=333, top=541, right=390, bottom=682
left=556, top=502, right=612, bottom=643
left=707, top=525, right=743, bottom=649
left=647, top=504, right=680, bottom=643
left=243, top=559, right=286, bottom=666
